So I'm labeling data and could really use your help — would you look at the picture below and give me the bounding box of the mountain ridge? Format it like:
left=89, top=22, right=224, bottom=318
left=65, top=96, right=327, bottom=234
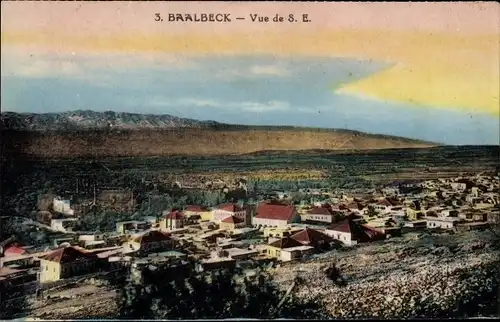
left=0, top=110, right=220, bottom=131
left=0, top=110, right=438, bottom=158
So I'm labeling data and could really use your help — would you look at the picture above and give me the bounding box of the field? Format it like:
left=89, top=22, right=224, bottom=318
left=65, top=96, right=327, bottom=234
left=3, top=145, right=498, bottom=198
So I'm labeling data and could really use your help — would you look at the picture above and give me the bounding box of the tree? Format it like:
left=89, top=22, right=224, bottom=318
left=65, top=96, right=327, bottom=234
left=114, top=264, right=328, bottom=320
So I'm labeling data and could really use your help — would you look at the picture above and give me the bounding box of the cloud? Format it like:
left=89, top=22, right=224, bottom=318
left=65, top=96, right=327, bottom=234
left=238, top=100, right=290, bottom=112
left=1, top=46, right=198, bottom=81
left=216, top=63, right=292, bottom=81
left=11, top=59, right=83, bottom=79
left=145, top=97, right=292, bottom=113
left=249, top=65, right=291, bottom=77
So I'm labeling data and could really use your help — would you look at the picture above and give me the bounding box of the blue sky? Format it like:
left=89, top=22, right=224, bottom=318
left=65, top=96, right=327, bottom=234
left=1, top=53, right=498, bottom=145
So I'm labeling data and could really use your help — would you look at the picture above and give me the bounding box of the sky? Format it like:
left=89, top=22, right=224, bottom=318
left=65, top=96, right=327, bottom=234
left=1, top=1, right=499, bottom=145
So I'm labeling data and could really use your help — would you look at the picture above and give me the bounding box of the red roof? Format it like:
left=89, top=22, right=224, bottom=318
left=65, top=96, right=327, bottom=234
left=327, top=219, right=356, bottom=233
left=268, top=237, right=303, bottom=249
left=4, top=245, right=26, bottom=256
left=185, top=205, right=210, bottom=212
left=165, top=210, right=185, bottom=220
left=42, top=246, right=97, bottom=264
left=216, top=203, right=244, bottom=212
left=255, top=202, right=297, bottom=221
left=307, top=207, right=334, bottom=216
left=290, top=228, right=334, bottom=245
left=132, top=230, right=171, bottom=244
left=221, top=215, right=244, bottom=224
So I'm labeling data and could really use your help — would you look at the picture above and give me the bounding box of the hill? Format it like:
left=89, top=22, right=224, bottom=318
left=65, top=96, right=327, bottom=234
left=0, top=110, right=219, bottom=131
left=1, top=111, right=437, bottom=158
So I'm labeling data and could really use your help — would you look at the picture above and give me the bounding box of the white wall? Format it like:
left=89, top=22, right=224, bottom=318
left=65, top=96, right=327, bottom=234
left=324, top=229, right=356, bottom=246
left=53, top=198, right=75, bottom=216
left=213, top=209, right=246, bottom=223
left=301, top=213, right=333, bottom=223
left=252, top=217, right=288, bottom=228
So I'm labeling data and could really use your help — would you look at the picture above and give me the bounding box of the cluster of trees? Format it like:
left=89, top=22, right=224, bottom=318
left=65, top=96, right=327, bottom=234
left=110, top=264, right=327, bottom=320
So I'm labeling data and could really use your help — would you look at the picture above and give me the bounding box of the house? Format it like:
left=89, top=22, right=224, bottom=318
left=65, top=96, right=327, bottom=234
left=325, top=218, right=385, bottom=246
left=263, top=227, right=302, bottom=238
left=290, top=228, right=338, bottom=250
left=406, top=203, right=423, bottom=221
left=301, top=206, right=335, bottom=224
left=184, top=205, right=213, bottom=221
left=219, top=215, right=246, bottom=232
left=53, top=197, right=75, bottom=216
left=160, top=210, right=185, bottom=231
left=425, top=216, right=463, bottom=229
left=279, top=245, right=315, bottom=262
left=266, top=237, right=304, bottom=258
left=0, top=267, right=39, bottom=301
left=213, top=203, right=246, bottom=224
left=224, top=247, right=259, bottom=260
left=116, top=221, right=150, bottom=234
left=39, top=246, right=99, bottom=283
left=374, top=198, right=403, bottom=214
left=458, top=212, right=488, bottom=222
left=50, top=218, right=79, bottom=233
left=344, top=202, right=366, bottom=214
left=404, top=220, right=427, bottom=229
left=252, top=202, right=300, bottom=228
left=200, top=257, right=236, bottom=271
left=123, top=230, right=175, bottom=254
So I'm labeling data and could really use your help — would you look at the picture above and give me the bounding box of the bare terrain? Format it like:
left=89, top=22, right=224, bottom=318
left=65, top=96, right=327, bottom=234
left=2, top=128, right=436, bottom=158
left=22, top=230, right=499, bottom=319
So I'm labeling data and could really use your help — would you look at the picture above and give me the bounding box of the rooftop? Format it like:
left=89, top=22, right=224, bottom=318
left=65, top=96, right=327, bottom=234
left=41, top=246, right=97, bottom=263
left=255, top=202, right=296, bottom=221
left=221, top=215, right=244, bottom=224
left=281, top=245, right=315, bottom=252
left=216, top=203, right=245, bottom=212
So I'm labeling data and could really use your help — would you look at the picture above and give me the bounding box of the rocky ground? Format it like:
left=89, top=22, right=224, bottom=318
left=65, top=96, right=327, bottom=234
left=272, top=230, right=500, bottom=319
left=22, top=230, right=500, bottom=319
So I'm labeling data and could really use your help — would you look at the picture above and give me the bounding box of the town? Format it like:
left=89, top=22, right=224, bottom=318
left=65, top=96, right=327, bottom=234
left=1, top=169, right=499, bottom=318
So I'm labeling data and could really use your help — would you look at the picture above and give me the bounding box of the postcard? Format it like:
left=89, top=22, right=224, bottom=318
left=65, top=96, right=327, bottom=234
left=1, top=1, right=499, bottom=320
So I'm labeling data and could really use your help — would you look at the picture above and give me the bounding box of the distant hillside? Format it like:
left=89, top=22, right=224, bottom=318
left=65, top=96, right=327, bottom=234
left=0, top=110, right=219, bottom=131
left=1, top=111, right=437, bottom=158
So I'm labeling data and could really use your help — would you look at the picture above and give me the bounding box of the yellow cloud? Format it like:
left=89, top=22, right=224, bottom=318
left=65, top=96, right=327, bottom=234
left=2, top=30, right=499, bottom=115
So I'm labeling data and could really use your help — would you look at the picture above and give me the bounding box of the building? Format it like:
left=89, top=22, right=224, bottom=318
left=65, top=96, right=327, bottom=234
left=263, top=227, right=302, bottom=238
left=39, top=246, right=99, bottom=283
left=160, top=210, right=185, bottom=231
left=290, top=228, right=337, bottom=250
left=116, top=221, right=150, bottom=234
left=374, top=198, right=403, bottom=214
left=300, top=206, right=335, bottom=224
left=50, top=218, right=79, bottom=233
left=266, top=237, right=304, bottom=258
left=252, top=202, right=300, bottom=228
left=213, top=203, right=246, bottom=223
left=406, top=206, right=423, bottom=221
left=279, top=245, right=315, bottom=262
left=219, top=215, right=246, bottom=232
left=224, top=247, right=259, bottom=260
left=0, top=267, right=39, bottom=301
left=184, top=205, right=213, bottom=221
left=53, top=197, right=75, bottom=216
left=425, top=216, right=463, bottom=229
left=123, top=230, right=175, bottom=254
left=325, top=218, right=385, bottom=246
